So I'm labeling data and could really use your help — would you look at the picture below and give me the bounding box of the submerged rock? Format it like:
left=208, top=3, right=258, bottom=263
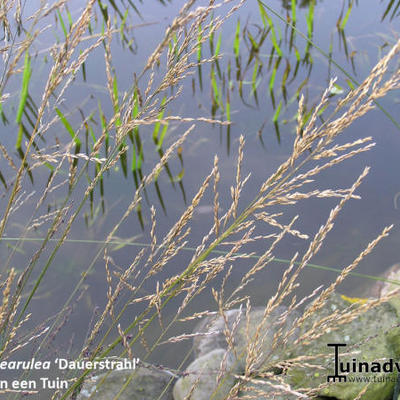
left=193, top=309, right=242, bottom=358
left=173, top=348, right=240, bottom=400
left=77, top=265, right=400, bottom=400
left=186, top=291, right=400, bottom=400
left=174, top=306, right=300, bottom=399
left=370, top=262, right=400, bottom=313
left=193, top=306, right=299, bottom=370
left=285, top=293, right=400, bottom=400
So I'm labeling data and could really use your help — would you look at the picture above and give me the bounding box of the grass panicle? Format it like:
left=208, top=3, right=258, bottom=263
left=0, top=1, right=399, bottom=400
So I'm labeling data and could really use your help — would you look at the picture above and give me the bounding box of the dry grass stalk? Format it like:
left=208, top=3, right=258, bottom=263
left=165, top=37, right=400, bottom=398
left=1, top=1, right=400, bottom=399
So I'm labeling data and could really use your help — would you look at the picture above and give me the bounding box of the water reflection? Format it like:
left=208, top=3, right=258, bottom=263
left=281, top=0, right=320, bottom=8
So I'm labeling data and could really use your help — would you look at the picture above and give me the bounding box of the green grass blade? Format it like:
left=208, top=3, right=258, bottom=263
left=157, top=121, right=169, bottom=151
left=131, top=142, right=143, bottom=172
left=273, top=100, right=282, bottom=143
left=291, top=0, right=297, bottom=25
left=251, top=58, right=259, bottom=90
left=258, top=0, right=400, bottom=131
left=389, top=0, right=400, bottom=20
left=197, top=25, right=202, bottom=63
left=211, top=66, right=223, bottom=110
left=56, top=9, right=68, bottom=38
left=340, top=0, right=353, bottom=30
left=98, top=0, right=109, bottom=23
left=172, top=32, right=179, bottom=61
left=381, top=0, right=395, bottom=21
left=80, top=50, right=87, bottom=81
left=154, top=180, right=167, bottom=214
left=272, top=100, right=282, bottom=123
left=0, top=168, right=6, bottom=189
left=306, top=0, right=315, bottom=39
left=98, top=102, right=109, bottom=156
left=112, top=74, right=121, bottom=127
left=55, top=108, right=81, bottom=145
left=247, top=31, right=259, bottom=52
left=0, top=91, right=7, bottom=125
left=226, top=89, right=231, bottom=122
left=258, top=1, right=267, bottom=27
left=119, top=146, right=128, bottom=177
left=126, top=0, right=142, bottom=18
left=153, top=97, right=166, bottom=144
left=209, top=25, right=214, bottom=55
left=107, top=0, right=123, bottom=18
left=213, top=32, right=222, bottom=79
left=65, top=6, right=73, bottom=29
left=120, top=8, right=129, bottom=42
left=215, top=32, right=222, bottom=57
left=269, top=57, right=281, bottom=92
left=346, top=78, right=355, bottom=90
left=85, top=122, right=94, bottom=148
left=16, top=52, right=32, bottom=124
left=233, top=19, right=241, bottom=58
left=295, top=77, right=308, bottom=100
left=258, top=1, right=282, bottom=57
left=16, top=124, right=23, bottom=149
left=281, top=59, right=290, bottom=102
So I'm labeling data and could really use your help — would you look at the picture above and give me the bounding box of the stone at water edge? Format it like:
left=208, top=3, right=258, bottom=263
left=193, top=306, right=300, bottom=371
left=285, top=293, right=400, bottom=400
left=173, top=348, right=240, bottom=400
left=369, top=263, right=400, bottom=314
left=77, top=367, right=175, bottom=400
left=186, top=306, right=301, bottom=399
left=192, top=309, right=242, bottom=358
left=74, top=264, right=400, bottom=400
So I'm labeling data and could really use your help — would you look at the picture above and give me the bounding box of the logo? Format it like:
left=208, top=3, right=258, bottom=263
left=327, top=343, right=347, bottom=382
left=327, top=343, right=400, bottom=383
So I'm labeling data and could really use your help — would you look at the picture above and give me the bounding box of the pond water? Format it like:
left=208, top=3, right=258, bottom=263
left=1, top=0, right=400, bottom=397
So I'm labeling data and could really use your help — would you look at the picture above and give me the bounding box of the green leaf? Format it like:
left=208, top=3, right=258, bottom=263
left=233, top=19, right=241, bottom=58
left=113, top=75, right=121, bottom=127
left=215, top=32, right=222, bottom=57
left=211, top=66, right=223, bottom=110
left=55, top=108, right=81, bottom=145
left=269, top=58, right=281, bottom=91
left=197, top=25, right=203, bottom=63
left=340, top=0, right=353, bottom=30
left=306, top=0, right=315, bottom=39
left=272, top=100, right=282, bottom=123
left=153, top=97, right=166, bottom=144
left=56, top=9, right=68, bottom=38
left=258, top=1, right=282, bottom=57
left=16, top=124, right=23, bottom=149
left=346, top=79, right=355, bottom=90
left=120, top=8, right=129, bottom=42
left=16, top=52, right=32, bottom=124
left=226, top=90, right=231, bottom=121
left=157, top=122, right=169, bottom=151
left=291, top=0, right=297, bottom=25
left=65, top=7, right=73, bottom=29
left=247, top=31, right=259, bottom=52
left=132, top=143, right=143, bottom=172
